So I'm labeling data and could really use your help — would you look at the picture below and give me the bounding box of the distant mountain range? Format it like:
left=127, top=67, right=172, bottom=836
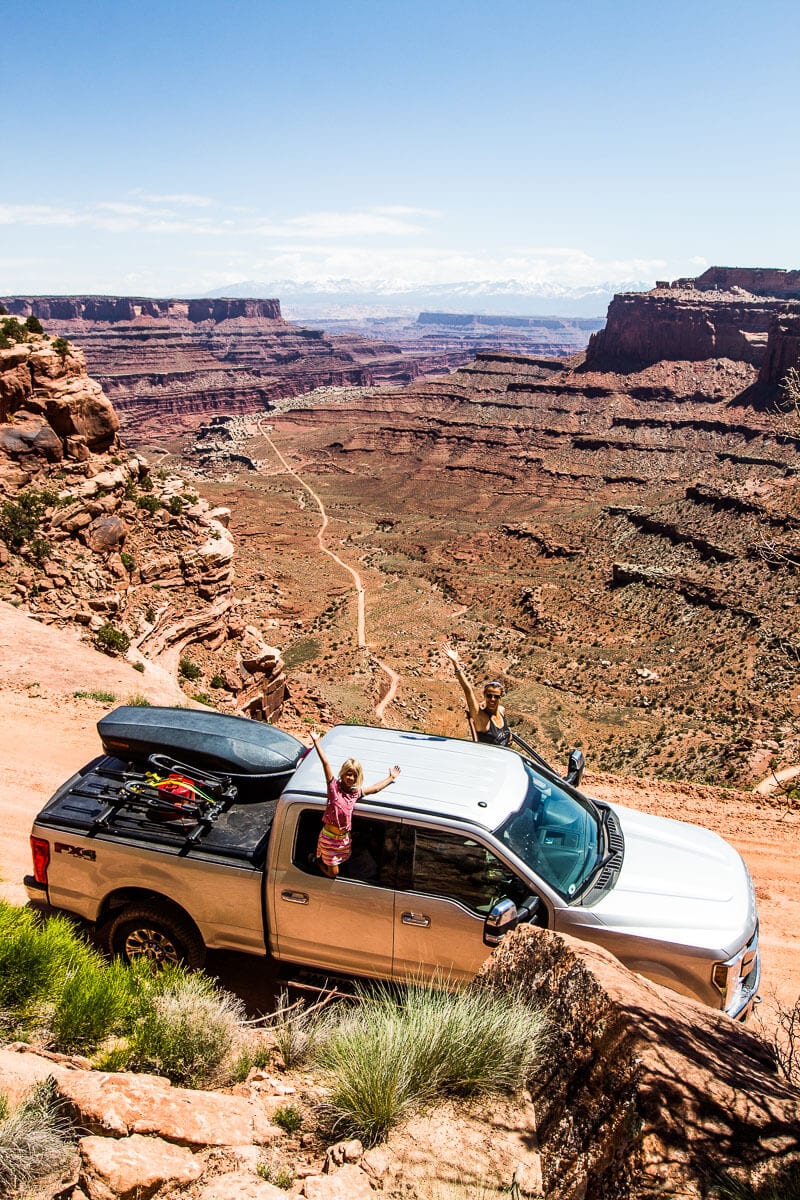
left=202, top=278, right=652, bottom=319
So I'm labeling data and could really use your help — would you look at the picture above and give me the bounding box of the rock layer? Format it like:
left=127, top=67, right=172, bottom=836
left=1, top=296, right=471, bottom=436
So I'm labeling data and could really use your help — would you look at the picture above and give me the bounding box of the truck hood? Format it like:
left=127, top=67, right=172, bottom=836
left=589, top=804, right=757, bottom=955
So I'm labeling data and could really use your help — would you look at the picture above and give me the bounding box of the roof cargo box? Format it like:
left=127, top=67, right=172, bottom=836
left=97, top=706, right=306, bottom=802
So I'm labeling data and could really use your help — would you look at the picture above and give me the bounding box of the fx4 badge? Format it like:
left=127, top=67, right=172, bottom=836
left=54, top=842, right=96, bottom=862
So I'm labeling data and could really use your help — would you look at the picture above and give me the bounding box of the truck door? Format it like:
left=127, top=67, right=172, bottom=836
left=270, top=807, right=400, bottom=978
left=392, top=823, right=533, bottom=983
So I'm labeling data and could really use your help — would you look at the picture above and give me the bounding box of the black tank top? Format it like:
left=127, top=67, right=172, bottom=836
left=476, top=712, right=511, bottom=747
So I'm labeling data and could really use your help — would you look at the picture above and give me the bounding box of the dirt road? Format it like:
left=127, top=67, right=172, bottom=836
left=262, top=424, right=400, bottom=724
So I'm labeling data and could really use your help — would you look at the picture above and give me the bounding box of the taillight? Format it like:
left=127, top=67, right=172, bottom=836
left=30, top=837, right=50, bottom=885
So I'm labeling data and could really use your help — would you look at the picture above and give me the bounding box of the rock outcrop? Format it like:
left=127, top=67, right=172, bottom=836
left=1, top=296, right=471, bottom=437
left=584, top=268, right=800, bottom=374
left=0, top=332, right=287, bottom=719
left=480, top=926, right=800, bottom=1199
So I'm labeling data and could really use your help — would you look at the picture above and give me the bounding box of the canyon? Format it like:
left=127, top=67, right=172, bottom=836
left=1, top=275, right=800, bottom=1199
left=170, top=269, right=799, bottom=790
left=0, top=296, right=474, bottom=437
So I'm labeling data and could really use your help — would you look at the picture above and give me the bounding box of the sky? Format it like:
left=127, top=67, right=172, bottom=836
left=1, top=0, right=799, bottom=300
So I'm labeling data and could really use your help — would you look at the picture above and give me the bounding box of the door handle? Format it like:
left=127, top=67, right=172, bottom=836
left=401, top=911, right=431, bottom=927
left=281, top=890, right=309, bottom=905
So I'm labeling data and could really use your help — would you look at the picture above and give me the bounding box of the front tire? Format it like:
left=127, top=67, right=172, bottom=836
left=105, top=903, right=206, bottom=970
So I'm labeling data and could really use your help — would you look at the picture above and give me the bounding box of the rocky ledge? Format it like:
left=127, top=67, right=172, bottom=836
left=0, top=331, right=286, bottom=718
left=585, top=266, right=800, bottom=374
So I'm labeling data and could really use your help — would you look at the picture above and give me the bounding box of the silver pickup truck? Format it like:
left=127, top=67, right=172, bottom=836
left=26, top=708, right=760, bottom=1020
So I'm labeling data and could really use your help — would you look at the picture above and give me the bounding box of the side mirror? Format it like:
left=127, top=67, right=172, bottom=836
left=566, top=748, right=585, bottom=787
left=484, top=898, right=518, bottom=946
left=517, top=894, right=542, bottom=927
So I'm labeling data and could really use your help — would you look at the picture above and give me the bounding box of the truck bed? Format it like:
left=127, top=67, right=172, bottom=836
left=38, top=754, right=277, bottom=866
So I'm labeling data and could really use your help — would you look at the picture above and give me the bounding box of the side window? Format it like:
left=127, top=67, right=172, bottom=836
left=292, top=809, right=400, bottom=888
left=408, top=828, right=529, bottom=914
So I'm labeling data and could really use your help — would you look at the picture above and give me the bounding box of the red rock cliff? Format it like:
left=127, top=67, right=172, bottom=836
left=585, top=275, right=800, bottom=370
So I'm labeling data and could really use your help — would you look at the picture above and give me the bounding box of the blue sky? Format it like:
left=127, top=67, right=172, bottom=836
left=1, top=0, right=798, bottom=298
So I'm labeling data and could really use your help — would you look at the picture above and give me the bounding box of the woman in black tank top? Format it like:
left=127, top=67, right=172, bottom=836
left=444, top=645, right=511, bottom=746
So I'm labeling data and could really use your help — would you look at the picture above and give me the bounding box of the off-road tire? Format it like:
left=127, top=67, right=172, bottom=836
left=105, top=903, right=206, bottom=970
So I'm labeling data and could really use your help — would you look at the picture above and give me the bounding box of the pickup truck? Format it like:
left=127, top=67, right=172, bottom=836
left=26, top=706, right=760, bottom=1020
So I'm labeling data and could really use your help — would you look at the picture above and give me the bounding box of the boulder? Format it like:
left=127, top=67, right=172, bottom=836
left=0, top=412, right=63, bottom=462
left=196, top=1174, right=289, bottom=1200
left=78, top=1133, right=201, bottom=1200
left=56, top=1068, right=283, bottom=1147
left=301, top=1163, right=375, bottom=1199
left=84, top=515, right=128, bottom=554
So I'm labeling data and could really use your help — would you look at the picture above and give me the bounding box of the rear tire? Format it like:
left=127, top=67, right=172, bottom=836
left=105, top=903, right=206, bottom=970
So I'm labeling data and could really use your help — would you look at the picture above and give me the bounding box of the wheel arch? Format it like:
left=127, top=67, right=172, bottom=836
left=97, top=888, right=202, bottom=940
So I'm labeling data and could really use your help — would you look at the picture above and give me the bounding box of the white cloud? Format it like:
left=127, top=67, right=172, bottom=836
left=0, top=193, right=670, bottom=293
left=139, top=192, right=214, bottom=207
left=281, top=211, right=427, bottom=238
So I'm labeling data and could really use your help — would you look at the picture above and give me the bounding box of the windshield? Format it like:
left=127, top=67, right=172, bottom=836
left=495, top=764, right=601, bottom=901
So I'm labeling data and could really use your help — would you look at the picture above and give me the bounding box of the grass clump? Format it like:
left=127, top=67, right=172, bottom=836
left=123, top=967, right=247, bottom=1088
left=0, top=903, right=84, bottom=1032
left=317, top=981, right=548, bottom=1144
left=257, top=1157, right=295, bottom=1189
left=273, top=1103, right=302, bottom=1133
left=73, top=689, right=116, bottom=703
left=0, top=1078, right=74, bottom=1197
left=270, top=989, right=327, bottom=1068
left=51, top=957, right=133, bottom=1052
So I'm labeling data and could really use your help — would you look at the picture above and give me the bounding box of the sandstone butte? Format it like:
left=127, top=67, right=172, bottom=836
left=1, top=269, right=799, bottom=1198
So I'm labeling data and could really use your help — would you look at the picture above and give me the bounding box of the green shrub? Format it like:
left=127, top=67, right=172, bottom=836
left=0, top=904, right=83, bottom=1031
left=0, top=488, right=55, bottom=550
left=1, top=317, right=27, bottom=343
left=136, top=494, right=160, bottom=515
left=24, top=315, right=44, bottom=334
left=273, top=1103, right=302, bottom=1134
left=51, top=956, right=132, bottom=1051
left=257, top=1159, right=295, bottom=1189
left=210, top=673, right=226, bottom=689
left=52, top=336, right=70, bottom=360
left=179, top=656, right=202, bottom=681
left=0, top=333, right=13, bottom=349
left=132, top=661, right=145, bottom=674
left=120, top=551, right=135, bottom=572
left=0, top=1078, right=74, bottom=1197
left=229, top=1038, right=273, bottom=1082
left=139, top=473, right=154, bottom=492
left=124, top=970, right=246, bottom=1088
left=125, top=693, right=151, bottom=706
left=316, top=982, right=548, bottom=1144
left=95, top=623, right=130, bottom=657
left=72, top=689, right=116, bottom=703
left=26, top=536, right=51, bottom=565
left=167, top=495, right=184, bottom=516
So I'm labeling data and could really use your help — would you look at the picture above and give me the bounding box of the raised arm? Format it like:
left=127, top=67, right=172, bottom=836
left=362, top=765, right=401, bottom=796
left=309, top=730, right=334, bottom=784
left=444, top=644, right=480, bottom=721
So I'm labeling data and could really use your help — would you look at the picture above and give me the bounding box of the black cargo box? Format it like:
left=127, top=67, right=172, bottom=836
left=97, top=706, right=306, bottom=802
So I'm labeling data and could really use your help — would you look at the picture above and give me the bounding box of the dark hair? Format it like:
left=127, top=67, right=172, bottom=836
left=484, top=681, right=503, bottom=693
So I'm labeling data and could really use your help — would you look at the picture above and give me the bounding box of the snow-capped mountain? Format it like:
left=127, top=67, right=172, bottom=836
left=201, top=277, right=652, bottom=319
